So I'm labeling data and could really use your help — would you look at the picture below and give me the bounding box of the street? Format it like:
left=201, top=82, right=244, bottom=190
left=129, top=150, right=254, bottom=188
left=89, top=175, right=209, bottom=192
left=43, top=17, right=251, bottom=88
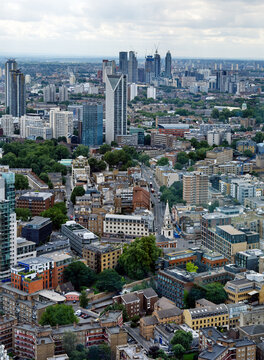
left=65, top=173, right=74, bottom=218
left=123, top=323, right=153, bottom=351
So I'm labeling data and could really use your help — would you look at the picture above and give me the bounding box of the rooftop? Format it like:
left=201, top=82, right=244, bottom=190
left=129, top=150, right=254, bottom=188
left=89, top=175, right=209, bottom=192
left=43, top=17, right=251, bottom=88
left=19, top=192, right=53, bottom=200
left=217, top=225, right=245, bottom=236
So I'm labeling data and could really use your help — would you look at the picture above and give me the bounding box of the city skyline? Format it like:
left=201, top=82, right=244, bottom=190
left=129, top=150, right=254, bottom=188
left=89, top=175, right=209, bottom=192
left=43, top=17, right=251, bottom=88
left=1, top=0, right=264, bottom=59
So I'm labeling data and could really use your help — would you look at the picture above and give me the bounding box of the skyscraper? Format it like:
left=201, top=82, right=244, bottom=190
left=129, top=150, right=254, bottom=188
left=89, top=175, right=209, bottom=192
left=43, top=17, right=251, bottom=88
left=5, top=59, right=17, bottom=112
left=128, top=51, right=138, bottom=83
left=5, top=59, right=26, bottom=117
left=59, top=85, right=68, bottom=102
left=102, top=60, right=116, bottom=83
left=0, top=170, right=17, bottom=281
left=119, top=52, right=128, bottom=74
left=165, top=51, right=172, bottom=78
left=154, top=50, right=161, bottom=78
left=183, top=172, right=208, bottom=205
left=81, top=104, right=103, bottom=147
left=145, top=55, right=154, bottom=83
left=43, top=84, right=56, bottom=103
left=105, top=74, right=127, bottom=144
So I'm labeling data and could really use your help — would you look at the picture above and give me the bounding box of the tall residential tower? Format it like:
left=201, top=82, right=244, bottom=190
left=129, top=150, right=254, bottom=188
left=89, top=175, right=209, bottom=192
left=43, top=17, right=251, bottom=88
left=165, top=51, right=172, bottom=78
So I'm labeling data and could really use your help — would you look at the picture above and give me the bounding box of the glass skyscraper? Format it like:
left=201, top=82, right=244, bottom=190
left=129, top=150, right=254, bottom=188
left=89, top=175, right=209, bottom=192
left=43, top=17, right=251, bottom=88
left=165, top=51, right=172, bottom=78
left=81, top=104, right=103, bottom=147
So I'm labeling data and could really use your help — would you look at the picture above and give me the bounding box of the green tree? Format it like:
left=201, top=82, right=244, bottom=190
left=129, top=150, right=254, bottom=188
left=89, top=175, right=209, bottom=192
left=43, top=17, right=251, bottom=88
left=184, top=286, right=206, bottom=308
left=88, top=158, right=107, bottom=173
left=87, top=344, right=111, bottom=360
left=205, top=282, right=227, bottom=304
left=211, top=108, right=220, bottom=119
left=117, top=235, right=161, bottom=280
left=15, top=208, right=32, bottom=221
left=174, top=162, right=183, bottom=170
left=171, top=330, right=192, bottom=352
left=186, top=262, right=198, bottom=273
left=177, top=152, right=189, bottom=165
left=15, top=174, right=29, bottom=190
left=39, top=304, right=78, bottom=326
left=96, top=269, right=124, bottom=292
left=73, top=145, right=90, bottom=158
left=101, top=303, right=129, bottom=322
left=157, top=157, right=169, bottom=166
left=41, top=202, right=68, bottom=230
left=71, top=186, right=85, bottom=205
left=79, top=290, right=89, bottom=308
left=172, top=344, right=185, bottom=359
left=99, top=144, right=112, bottom=154
left=63, top=331, right=77, bottom=356
left=243, top=149, right=254, bottom=158
left=64, top=261, right=96, bottom=291
left=55, top=144, right=70, bottom=160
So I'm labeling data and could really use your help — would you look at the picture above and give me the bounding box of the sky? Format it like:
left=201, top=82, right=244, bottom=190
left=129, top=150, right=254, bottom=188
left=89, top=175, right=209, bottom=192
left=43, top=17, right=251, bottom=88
left=0, top=0, right=264, bottom=59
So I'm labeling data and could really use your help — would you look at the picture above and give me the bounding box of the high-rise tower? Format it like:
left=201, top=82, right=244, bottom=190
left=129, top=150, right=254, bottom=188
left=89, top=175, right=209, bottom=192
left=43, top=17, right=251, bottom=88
left=128, top=51, right=138, bottom=83
left=119, top=52, right=128, bottom=75
left=165, top=51, right=172, bottom=78
left=82, top=104, right=103, bottom=147
left=5, top=59, right=17, bottom=112
left=145, top=55, right=154, bottom=84
left=105, top=74, right=127, bottom=144
left=154, top=51, right=161, bottom=78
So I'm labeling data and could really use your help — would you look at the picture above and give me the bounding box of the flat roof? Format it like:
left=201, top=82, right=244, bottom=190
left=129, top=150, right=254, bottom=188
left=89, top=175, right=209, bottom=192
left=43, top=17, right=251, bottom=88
left=37, top=290, right=66, bottom=302
left=19, top=192, right=53, bottom=200
left=217, top=225, right=245, bottom=236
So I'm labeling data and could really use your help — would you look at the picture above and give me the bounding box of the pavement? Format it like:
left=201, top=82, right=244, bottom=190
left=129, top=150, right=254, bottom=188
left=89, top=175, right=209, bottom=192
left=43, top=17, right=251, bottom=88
left=65, top=173, right=74, bottom=218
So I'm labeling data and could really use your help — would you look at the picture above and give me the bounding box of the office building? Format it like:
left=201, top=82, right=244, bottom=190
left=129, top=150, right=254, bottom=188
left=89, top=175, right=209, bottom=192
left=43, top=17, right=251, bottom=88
left=16, top=192, right=55, bottom=216
left=145, top=55, right=154, bottom=83
left=183, top=172, right=209, bottom=205
left=58, top=85, right=68, bottom=102
left=20, top=115, right=52, bottom=140
left=138, top=68, right=145, bottom=82
left=21, top=216, right=53, bottom=245
left=154, top=50, right=161, bottom=78
left=49, top=108, right=73, bottom=138
left=81, top=104, right=103, bottom=147
left=1, top=115, right=14, bottom=136
left=5, top=59, right=17, bottom=111
left=165, top=51, right=172, bottom=78
left=128, top=51, right=138, bottom=83
left=43, top=84, right=56, bottom=103
left=105, top=74, right=127, bottom=144
left=82, top=242, right=122, bottom=273
left=61, top=221, right=98, bottom=256
left=119, top=51, right=128, bottom=74
left=129, top=127, right=144, bottom=145
left=16, top=237, right=36, bottom=261
left=7, top=68, right=26, bottom=117
left=184, top=304, right=229, bottom=330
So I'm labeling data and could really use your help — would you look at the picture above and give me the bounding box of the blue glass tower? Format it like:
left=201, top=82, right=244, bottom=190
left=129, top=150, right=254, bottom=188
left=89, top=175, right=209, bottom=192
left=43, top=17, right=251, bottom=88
left=81, top=104, right=103, bottom=147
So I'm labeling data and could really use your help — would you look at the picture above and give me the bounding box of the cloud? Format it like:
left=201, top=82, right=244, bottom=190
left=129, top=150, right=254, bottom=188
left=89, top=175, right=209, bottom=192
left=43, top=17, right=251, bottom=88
left=0, top=0, right=263, bottom=58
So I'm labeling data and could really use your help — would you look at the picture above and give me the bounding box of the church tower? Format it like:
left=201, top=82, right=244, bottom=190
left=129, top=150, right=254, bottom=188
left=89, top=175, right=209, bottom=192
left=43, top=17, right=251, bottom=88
left=161, top=201, right=174, bottom=239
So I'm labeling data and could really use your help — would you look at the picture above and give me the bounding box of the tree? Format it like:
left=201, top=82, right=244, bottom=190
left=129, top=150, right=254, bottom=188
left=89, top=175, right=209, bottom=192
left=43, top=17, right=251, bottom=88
left=96, top=269, right=124, bottom=292
left=15, top=174, right=29, bottom=190
left=71, top=186, right=85, bottom=205
left=63, top=331, right=77, bottom=356
left=144, top=134, right=151, bottom=146
left=184, top=286, right=206, bottom=308
left=174, top=162, right=183, bottom=170
left=73, top=145, right=89, bottom=158
left=177, top=152, right=189, bottom=165
left=64, top=261, right=96, bottom=291
left=39, top=304, right=78, bottom=326
left=157, top=157, right=169, bottom=166
left=79, top=290, right=89, bottom=308
left=171, top=330, right=192, bottom=352
left=87, top=344, right=111, bottom=360
left=41, top=202, right=68, bottom=230
left=205, top=282, right=227, bottom=304
left=88, top=158, right=107, bottom=173
left=55, top=144, right=70, bottom=160
left=172, top=344, right=185, bottom=359
left=117, top=235, right=161, bottom=280
left=148, top=346, right=168, bottom=359
left=211, top=108, right=220, bottom=119
left=186, top=262, right=198, bottom=273
left=15, top=208, right=32, bottom=221
left=243, top=149, right=254, bottom=158
left=99, top=144, right=112, bottom=154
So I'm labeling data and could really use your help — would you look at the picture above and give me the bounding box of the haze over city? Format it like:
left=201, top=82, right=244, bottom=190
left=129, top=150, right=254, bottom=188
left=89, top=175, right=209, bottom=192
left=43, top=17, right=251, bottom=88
left=1, top=0, right=264, bottom=59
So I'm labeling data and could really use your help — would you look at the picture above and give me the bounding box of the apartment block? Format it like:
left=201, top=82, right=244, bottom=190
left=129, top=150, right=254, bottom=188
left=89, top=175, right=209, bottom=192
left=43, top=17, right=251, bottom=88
left=183, top=172, right=209, bottom=205
left=206, top=147, right=233, bottom=164
left=82, top=242, right=122, bottom=273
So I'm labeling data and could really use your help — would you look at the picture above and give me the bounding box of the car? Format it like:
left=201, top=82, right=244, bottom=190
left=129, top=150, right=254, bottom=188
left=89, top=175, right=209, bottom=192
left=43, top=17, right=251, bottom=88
left=75, top=310, right=82, bottom=316
left=81, top=314, right=85, bottom=318
left=83, top=314, right=88, bottom=319
left=73, top=300, right=76, bottom=304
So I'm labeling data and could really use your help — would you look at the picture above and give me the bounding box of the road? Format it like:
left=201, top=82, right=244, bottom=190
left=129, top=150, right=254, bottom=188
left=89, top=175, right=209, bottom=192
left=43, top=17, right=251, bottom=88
left=123, top=323, right=153, bottom=351
left=65, top=173, right=74, bottom=218
left=141, top=165, right=165, bottom=234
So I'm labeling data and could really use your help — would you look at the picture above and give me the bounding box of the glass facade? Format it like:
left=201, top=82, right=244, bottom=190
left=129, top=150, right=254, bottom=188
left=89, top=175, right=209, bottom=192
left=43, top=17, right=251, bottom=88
left=82, top=104, right=103, bottom=147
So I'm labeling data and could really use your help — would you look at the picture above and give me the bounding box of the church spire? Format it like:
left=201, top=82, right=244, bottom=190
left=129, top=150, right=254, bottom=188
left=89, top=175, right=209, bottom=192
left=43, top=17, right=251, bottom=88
left=161, top=200, right=174, bottom=239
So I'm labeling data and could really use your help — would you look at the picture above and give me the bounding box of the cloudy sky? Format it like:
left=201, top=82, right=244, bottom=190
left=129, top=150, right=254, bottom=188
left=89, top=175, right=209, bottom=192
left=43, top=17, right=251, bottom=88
left=0, top=0, right=264, bottom=59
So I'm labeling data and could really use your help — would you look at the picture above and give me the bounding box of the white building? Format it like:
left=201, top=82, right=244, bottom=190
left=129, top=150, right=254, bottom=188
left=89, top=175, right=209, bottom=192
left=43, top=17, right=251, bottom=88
left=71, top=156, right=90, bottom=188
left=1, top=115, right=14, bottom=136
left=49, top=108, right=73, bottom=139
left=20, top=115, right=52, bottom=140
left=105, top=74, right=127, bottom=144
left=25, top=74, right=31, bottom=84
left=0, top=345, right=9, bottom=360
left=128, top=83, right=138, bottom=101
left=69, top=74, right=76, bottom=85
left=103, top=213, right=152, bottom=238
left=207, top=130, right=231, bottom=146
left=147, top=86, right=156, bottom=99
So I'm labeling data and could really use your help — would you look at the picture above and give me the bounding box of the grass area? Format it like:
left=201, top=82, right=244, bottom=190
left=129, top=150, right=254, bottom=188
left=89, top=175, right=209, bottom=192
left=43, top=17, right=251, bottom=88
left=183, top=353, right=198, bottom=360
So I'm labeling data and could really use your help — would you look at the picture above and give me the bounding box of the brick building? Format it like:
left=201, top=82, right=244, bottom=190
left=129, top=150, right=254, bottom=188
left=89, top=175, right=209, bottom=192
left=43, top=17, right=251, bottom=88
left=16, top=192, right=55, bottom=216
left=132, top=187, right=150, bottom=210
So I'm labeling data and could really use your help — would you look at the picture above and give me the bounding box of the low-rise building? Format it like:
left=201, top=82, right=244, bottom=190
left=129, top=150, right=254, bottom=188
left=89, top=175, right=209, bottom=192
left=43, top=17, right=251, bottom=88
left=16, top=237, right=36, bottom=261
left=16, top=192, right=55, bottom=216
left=21, top=216, right=53, bottom=245
left=82, top=242, right=122, bottom=273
